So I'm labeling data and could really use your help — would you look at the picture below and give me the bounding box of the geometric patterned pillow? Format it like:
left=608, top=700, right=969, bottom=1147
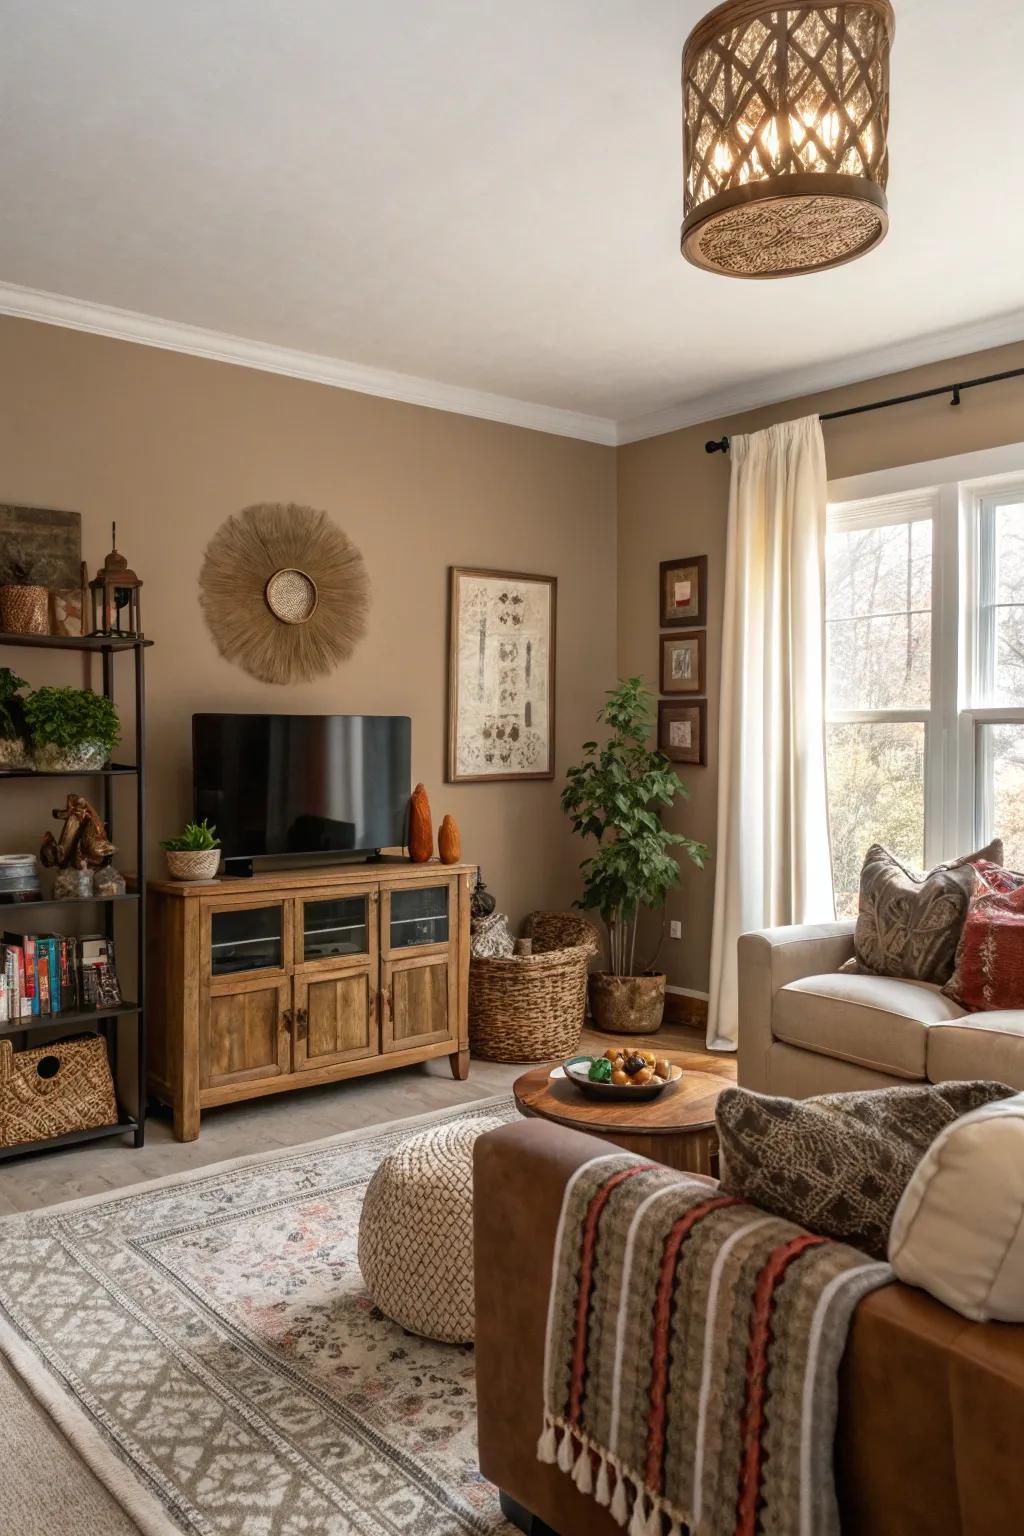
left=845, top=839, right=1003, bottom=983
left=716, top=1080, right=1015, bottom=1259
left=942, top=859, right=1024, bottom=1011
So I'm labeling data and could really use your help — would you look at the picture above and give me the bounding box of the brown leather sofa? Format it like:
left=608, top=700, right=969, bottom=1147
left=474, top=1119, right=1024, bottom=1536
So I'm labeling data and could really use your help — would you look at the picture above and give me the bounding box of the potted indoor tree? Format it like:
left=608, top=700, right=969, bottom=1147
left=23, top=685, right=121, bottom=771
left=160, top=819, right=221, bottom=881
left=562, top=677, right=707, bottom=1034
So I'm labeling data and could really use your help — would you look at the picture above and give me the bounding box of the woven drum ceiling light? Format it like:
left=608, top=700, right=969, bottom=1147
left=681, top=1, right=895, bottom=278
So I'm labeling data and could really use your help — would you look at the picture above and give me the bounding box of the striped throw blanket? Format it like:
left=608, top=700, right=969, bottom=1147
left=538, top=1154, right=892, bottom=1536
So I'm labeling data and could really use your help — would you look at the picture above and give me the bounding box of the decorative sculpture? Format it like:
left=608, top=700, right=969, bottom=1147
left=40, top=794, right=116, bottom=871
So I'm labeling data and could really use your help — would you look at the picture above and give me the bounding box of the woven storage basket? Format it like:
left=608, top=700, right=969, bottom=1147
left=469, top=910, right=600, bottom=1062
left=0, top=1034, right=118, bottom=1149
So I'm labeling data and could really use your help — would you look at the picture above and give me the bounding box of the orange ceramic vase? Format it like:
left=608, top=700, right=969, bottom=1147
left=408, top=783, right=433, bottom=862
left=438, top=814, right=461, bottom=865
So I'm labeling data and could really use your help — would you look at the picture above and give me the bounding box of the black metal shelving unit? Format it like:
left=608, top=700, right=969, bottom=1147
left=0, top=629, right=150, bottom=1161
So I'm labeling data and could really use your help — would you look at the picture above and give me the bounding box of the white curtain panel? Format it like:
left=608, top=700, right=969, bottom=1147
left=706, top=414, right=835, bottom=1051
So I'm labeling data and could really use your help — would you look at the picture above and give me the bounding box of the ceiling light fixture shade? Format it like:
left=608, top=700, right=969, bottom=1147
left=681, top=0, right=895, bottom=278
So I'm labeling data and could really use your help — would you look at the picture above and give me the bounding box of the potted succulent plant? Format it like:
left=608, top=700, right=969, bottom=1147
left=160, top=819, right=221, bottom=881
left=0, top=549, right=49, bottom=635
left=23, top=685, right=121, bottom=772
left=0, top=667, right=30, bottom=769
left=562, top=677, right=708, bottom=1034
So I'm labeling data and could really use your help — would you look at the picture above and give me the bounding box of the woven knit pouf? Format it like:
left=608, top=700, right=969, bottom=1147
left=357, top=1115, right=505, bottom=1344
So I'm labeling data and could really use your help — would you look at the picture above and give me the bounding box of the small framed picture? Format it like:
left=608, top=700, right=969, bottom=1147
left=659, top=555, right=707, bottom=628
left=658, top=700, right=707, bottom=766
left=660, top=630, right=705, bottom=695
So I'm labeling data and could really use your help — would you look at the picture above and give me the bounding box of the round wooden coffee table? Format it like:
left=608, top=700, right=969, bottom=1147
left=513, top=1054, right=734, bottom=1175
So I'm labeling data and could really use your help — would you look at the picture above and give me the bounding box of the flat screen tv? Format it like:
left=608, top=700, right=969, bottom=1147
left=193, top=714, right=411, bottom=862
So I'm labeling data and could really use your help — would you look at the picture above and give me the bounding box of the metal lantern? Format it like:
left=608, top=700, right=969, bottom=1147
left=89, top=523, right=143, bottom=637
left=681, top=1, right=895, bottom=278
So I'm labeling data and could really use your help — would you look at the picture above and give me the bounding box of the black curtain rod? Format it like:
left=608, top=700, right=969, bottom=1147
left=703, top=365, right=1024, bottom=455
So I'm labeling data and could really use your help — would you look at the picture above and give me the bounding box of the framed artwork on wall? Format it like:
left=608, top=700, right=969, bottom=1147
left=658, top=699, right=706, bottom=766
left=659, top=554, right=707, bottom=628
left=447, top=566, right=557, bottom=782
left=659, top=630, right=705, bottom=695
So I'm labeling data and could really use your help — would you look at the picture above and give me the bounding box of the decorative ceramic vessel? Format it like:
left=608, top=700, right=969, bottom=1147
left=408, top=783, right=433, bottom=862
left=33, top=740, right=108, bottom=773
left=165, top=848, right=221, bottom=882
left=438, top=814, right=461, bottom=864
left=0, top=584, right=48, bottom=635
left=587, top=971, right=666, bottom=1034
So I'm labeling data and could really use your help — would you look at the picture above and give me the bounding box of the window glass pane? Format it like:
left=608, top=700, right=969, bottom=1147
left=979, top=722, right=1024, bottom=871
left=990, top=503, right=1024, bottom=706
left=826, top=519, right=931, bottom=710
left=827, top=722, right=926, bottom=917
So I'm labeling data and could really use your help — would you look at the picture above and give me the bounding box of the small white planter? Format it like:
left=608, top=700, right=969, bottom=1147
left=33, top=740, right=109, bottom=772
left=0, top=737, right=31, bottom=770
left=165, top=848, right=221, bottom=882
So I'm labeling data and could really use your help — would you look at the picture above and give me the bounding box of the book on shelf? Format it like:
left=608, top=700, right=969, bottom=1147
left=0, top=931, right=121, bottom=1020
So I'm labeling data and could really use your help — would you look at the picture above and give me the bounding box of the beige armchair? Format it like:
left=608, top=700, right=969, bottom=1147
left=737, top=921, right=1024, bottom=1097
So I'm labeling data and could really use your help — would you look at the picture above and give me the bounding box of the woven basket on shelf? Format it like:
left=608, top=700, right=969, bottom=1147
left=0, top=1034, right=118, bottom=1149
left=469, top=909, right=600, bottom=1063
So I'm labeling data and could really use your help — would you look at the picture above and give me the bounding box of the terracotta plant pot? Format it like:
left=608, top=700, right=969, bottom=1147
left=165, top=849, right=221, bottom=882
left=0, top=585, right=48, bottom=635
left=587, top=971, right=666, bottom=1035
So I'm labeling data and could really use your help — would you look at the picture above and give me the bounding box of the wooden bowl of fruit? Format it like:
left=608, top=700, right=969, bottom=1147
left=562, top=1048, right=682, bottom=1101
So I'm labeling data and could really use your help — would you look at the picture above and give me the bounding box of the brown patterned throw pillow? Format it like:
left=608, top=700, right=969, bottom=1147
left=716, top=1081, right=1014, bottom=1259
left=845, top=839, right=1003, bottom=982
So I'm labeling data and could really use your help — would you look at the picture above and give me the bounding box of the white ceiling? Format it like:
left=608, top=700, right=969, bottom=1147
left=1, top=0, right=1023, bottom=444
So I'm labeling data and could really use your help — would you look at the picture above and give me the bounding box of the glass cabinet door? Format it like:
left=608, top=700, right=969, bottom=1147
left=301, top=894, right=369, bottom=964
left=209, top=905, right=285, bottom=977
left=388, top=885, right=450, bottom=950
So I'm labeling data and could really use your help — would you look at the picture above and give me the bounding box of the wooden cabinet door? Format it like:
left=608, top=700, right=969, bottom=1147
left=381, top=952, right=456, bottom=1054
left=202, top=897, right=292, bottom=982
left=292, top=966, right=378, bottom=1072
left=200, top=976, right=292, bottom=1090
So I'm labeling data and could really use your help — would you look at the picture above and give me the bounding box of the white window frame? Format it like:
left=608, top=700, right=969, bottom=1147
left=827, top=439, right=1024, bottom=871
left=957, top=477, right=1024, bottom=850
left=825, top=487, right=952, bottom=869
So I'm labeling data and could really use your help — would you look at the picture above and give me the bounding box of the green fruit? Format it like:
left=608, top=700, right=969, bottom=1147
left=588, top=1057, right=612, bottom=1083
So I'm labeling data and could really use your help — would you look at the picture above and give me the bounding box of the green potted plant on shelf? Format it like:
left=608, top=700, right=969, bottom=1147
left=0, top=667, right=30, bottom=769
left=23, top=685, right=121, bottom=772
left=562, top=677, right=708, bottom=1035
left=160, top=818, right=221, bottom=881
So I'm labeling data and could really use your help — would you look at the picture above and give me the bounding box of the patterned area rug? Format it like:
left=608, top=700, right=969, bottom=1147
left=0, top=1096, right=519, bottom=1536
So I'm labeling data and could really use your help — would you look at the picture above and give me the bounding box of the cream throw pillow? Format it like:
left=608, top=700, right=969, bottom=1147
left=888, top=1093, right=1024, bottom=1322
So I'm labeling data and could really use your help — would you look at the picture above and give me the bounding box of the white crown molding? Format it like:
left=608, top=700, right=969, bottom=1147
left=4, top=279, right=1024, bottom=451
left=614, top=307, right=1024, bottom=446
left=0, top=280, right=619, bottom=447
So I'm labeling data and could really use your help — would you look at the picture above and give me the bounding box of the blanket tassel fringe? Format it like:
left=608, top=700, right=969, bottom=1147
left=537, top=1415, right=693, bottom=1536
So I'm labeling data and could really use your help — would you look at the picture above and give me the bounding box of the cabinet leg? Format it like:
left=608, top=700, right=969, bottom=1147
left=173, top=1101, right=201, bottom=1142
left=449, top=1046, right=470, bottom=1081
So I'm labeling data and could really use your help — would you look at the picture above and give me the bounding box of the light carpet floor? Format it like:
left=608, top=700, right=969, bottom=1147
left=0, top=1096, right=520, bottom=1536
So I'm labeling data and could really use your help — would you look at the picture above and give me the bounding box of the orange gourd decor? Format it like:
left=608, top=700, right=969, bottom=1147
left=408, top=783, right=433, bottom=862
left=438, top=814, right=461, bottom=865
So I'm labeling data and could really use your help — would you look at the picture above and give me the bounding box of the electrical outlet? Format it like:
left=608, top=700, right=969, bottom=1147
left=669, top=920, right=682, bottom=940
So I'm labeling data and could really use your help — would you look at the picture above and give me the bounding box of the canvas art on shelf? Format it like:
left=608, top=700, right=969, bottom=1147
left=659, top=554, right=707, bottom=628
left=660, top=630, right=706, bottom=695
left=658, top=699, right=707, bottom=766
left=448, top=566, right=556, bottom=781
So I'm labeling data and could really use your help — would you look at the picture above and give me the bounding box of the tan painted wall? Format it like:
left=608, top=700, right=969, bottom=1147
left=617, top=339, right=1024, bottom=995
left=0, top=316, right=617, bottom=936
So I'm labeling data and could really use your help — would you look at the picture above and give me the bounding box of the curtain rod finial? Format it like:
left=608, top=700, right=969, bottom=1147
left=705, top=436, right=730, bottom=455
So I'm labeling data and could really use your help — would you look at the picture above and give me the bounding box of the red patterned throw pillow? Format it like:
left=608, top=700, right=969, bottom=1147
left=943, top=859, right=1024, bottom=1011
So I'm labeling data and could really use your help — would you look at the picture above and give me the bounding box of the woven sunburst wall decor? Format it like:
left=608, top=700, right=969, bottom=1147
left=199, top=503, right=370, bottom=685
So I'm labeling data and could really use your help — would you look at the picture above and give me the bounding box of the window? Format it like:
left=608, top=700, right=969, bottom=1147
left=825, top=455, right=1024, bottom=912
left=825, top=501, right=936, bottom=914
